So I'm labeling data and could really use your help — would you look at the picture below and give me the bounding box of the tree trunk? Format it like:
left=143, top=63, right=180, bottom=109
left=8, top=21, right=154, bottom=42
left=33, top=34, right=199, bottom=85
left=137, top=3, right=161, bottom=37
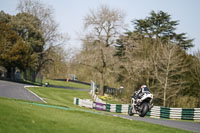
left=163, top=48, right=171, bottom=107
left=6, top=67, right=12, bottom=79
left=6, top=67, right=15, bottom=80
left=31, top=69, right=36, bottom=82
left=163, top=84, right=167, bottom=107
left=23, top=70, right=27, bottom=80
left=99, top=48, right=106, bottom=96
left=99, top=72, right=105, bottom=96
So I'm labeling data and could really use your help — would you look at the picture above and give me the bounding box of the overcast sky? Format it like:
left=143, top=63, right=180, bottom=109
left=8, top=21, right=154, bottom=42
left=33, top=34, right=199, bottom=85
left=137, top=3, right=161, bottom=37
left=1, top=0, right=200, bottom=52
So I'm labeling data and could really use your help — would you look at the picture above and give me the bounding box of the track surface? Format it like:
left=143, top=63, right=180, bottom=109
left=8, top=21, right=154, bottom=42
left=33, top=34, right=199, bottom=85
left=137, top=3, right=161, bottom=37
left=0, top=80, right=44, bottom=102
left=0, top=80, right=199, bottom=132
left=48, top=84, right=89, bottom=91
left=114, top=114, right=200, bottom=133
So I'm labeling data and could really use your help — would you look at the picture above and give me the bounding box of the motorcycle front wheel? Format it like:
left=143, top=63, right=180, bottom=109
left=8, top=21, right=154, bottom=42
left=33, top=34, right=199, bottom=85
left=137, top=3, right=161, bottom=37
left=128, top=106, right=134, bottom=116
left=139, top=102, right=149, bottom=117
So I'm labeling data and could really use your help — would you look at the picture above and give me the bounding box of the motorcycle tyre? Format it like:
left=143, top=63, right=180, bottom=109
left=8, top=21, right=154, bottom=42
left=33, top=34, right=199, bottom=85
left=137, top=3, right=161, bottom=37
left=128, top=106, right=134, bottom=116
left=139, top=102, right=149, bottom=117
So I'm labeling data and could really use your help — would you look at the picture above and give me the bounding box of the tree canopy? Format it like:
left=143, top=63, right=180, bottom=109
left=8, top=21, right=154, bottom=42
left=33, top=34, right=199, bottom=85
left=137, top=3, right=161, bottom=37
left=133, top=10, right=194, bottom=50
left=0, top=21, right=32, bottom=78
left=0, top=0, right=66, bottom=80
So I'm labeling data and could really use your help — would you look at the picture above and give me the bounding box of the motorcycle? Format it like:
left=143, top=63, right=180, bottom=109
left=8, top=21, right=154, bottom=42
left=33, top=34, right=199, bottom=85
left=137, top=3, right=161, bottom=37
left=128, top=91, right=153, bottom=117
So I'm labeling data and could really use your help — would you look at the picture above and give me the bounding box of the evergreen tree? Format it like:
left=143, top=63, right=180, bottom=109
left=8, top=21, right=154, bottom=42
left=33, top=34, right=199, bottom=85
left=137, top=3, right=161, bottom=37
left=10, top=12, right=45, bottom=74
left=0, top=21, right=32, bottom=78
left=0, top=11, right=45, bottom=79
left=133, top=10, right=193, bottom=50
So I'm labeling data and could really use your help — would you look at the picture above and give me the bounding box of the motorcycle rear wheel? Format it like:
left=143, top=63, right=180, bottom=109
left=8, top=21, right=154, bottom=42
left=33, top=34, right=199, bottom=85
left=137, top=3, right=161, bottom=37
left=139, top=102, right=149, bottom=117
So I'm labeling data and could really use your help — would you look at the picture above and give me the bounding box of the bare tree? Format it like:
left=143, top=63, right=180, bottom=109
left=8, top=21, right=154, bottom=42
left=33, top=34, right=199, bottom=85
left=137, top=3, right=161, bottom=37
left=16, top=0, right=69, bottom=75
left=84, top=5, right=126, bottom=47
left=152, top=42, right=189, bottom=107
left=79, top=5, right=126, bottom=95
left=116, top=35, right=153, bottom=100
left=78, top=37, right=117, bottom=95
left=191, top=50, right=200, bottom=87
left=41, top=46, right=70, bottom=79
left=17, top=0, right=64, bottom=48
left=189, top=50, right=200, bottom=107
left=116, top=34, right=190, bottom=106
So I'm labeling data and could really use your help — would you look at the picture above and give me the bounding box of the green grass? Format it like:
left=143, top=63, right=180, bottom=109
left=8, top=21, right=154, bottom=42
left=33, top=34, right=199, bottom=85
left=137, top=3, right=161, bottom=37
left=28, top=87, right=90, bottom=107
left=42, top=79, right=126, bottom=104
left=43, top=79, right=90, bottom=89
left=0, top=97, right=192, bottom=133
left=0, top=84, right=196, bottom=133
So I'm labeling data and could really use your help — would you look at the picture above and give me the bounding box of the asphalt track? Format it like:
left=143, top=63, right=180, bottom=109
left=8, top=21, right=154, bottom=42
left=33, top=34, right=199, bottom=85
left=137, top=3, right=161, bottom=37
left=0, top=80, right=199, bottom=132
left=0, top=80, right=44, bottom=103
left=114, top=114, right=200, bottom=133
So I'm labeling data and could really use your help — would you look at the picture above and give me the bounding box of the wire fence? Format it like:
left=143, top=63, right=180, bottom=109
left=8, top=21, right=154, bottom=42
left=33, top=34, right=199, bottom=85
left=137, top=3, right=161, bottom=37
left=0, top=68, right=43, bottom=85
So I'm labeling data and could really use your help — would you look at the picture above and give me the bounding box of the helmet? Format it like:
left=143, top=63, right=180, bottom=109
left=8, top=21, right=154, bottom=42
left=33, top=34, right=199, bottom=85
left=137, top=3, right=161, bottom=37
left=141, top=85, right=147, bottom=88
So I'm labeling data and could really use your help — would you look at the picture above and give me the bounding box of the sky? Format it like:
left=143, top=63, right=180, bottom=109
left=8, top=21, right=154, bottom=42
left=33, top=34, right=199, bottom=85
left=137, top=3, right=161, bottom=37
left=0, top=0, right=200, bottom=52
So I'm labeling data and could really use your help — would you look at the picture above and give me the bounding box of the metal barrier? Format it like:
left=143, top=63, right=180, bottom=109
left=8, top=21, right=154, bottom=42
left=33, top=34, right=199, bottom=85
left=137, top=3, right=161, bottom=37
left=147, top=106, right=200, bottom=120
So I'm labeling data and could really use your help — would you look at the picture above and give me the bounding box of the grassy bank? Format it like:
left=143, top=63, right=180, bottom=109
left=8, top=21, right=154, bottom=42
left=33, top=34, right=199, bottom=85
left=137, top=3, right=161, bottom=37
left=0, top=97, right=192, bottom=133
left=41, top=79, right=126, bottom=104
left=28, top=87, right=90, bottom=107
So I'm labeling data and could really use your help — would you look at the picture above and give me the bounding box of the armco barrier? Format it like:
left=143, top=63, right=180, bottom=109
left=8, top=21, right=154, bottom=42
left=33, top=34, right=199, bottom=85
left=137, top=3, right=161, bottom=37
left=95, top=102, right=105, bottom=111
left=74, top=97, right=130, bottom=113
left=74, top=97, right=93, bottom=109
left=147, top=106, right=200, bottom=120
left=74, top=97, right=200, bottom=120
left=105, top=104, right=129, bottom=113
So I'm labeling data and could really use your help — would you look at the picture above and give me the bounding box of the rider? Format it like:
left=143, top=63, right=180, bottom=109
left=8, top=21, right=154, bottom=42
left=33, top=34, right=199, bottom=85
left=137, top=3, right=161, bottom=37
left=132, top=85, right=150, bottom=105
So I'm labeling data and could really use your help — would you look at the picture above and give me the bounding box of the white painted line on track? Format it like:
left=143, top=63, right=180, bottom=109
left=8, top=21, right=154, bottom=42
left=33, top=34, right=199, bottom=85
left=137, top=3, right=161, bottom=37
left=24, top=86, right=47, bottom=103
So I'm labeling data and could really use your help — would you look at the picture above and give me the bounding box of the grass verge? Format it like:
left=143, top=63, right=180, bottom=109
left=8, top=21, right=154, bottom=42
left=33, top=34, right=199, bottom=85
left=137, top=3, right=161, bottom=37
left=0, top=97, right=192, bottom=133
left=28, top=86, right=91, bottom=107
left=42, top=79, right=126, bottom=104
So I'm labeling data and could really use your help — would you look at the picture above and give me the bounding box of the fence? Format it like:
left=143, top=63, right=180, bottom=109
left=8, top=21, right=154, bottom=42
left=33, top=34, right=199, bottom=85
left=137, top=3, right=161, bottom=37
left=0, top=67, right=43, bottom=85
left=90, top=80, right=106, bottom=104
